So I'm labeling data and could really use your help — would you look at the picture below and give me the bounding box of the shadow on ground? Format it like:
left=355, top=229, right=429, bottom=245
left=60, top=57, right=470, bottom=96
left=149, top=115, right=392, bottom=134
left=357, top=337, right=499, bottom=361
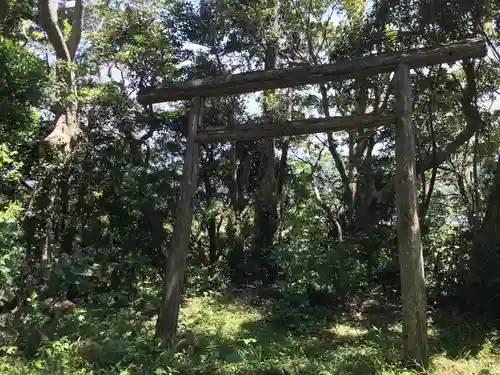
left=430, top=308, right=500, bottom=359
left=4, top=288, right=500, bottom=375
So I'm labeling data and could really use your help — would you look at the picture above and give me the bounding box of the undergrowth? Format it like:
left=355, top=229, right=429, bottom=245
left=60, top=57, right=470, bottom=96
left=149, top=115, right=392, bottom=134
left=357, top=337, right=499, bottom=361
left=1, top=291, right=500, bottom=375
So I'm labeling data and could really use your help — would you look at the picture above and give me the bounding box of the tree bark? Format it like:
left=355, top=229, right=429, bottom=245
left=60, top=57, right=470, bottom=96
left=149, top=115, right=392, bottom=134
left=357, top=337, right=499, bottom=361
left=202, top=147, right=219, bottom=265
left=207, top=217, right=218, bottom=264
left=227, top=141, right=251, bottom=284
left=16, top=0, right=84, bottom=317
left=394, top=64, right=428, bottom=369
left=253, top=1, right=280, bottom=284
left=39, top=0, right=83, bottom=152
left=470, top=154, right=500, bottom=303
left=14, top=171, right=55, bottom=325
left=155, top=97, right=203, bottom=344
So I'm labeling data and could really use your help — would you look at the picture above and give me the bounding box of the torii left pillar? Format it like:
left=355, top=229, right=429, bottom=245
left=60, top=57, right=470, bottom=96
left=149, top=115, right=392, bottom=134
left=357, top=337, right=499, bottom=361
left=156, top=96, right=203, bottom=344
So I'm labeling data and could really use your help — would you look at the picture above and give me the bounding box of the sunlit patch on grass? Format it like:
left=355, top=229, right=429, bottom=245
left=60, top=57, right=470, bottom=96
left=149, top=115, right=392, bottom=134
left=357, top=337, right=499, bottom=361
left=3, top=293, right=500, bottom=375
left=329, top=323, right=368, bottom=338
left=430, top=354, right=500, bottom=375
left=388, top=322, right=403, bottom=333
left=178, top=293, right=264, bottom=339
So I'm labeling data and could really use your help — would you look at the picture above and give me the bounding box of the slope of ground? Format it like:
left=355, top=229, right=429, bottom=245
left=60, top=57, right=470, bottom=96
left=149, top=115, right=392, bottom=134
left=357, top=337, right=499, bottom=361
left=1, top=290, right=499, bottom=375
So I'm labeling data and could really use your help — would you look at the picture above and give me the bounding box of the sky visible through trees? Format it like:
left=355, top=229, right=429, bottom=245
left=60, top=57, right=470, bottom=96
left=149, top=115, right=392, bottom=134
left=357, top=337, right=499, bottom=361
left=1, top=0, right=500, bottom=374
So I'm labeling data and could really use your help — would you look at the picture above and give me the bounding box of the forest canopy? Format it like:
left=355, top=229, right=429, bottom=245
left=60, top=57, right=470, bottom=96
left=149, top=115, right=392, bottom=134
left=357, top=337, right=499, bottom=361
left=1, top=0, right=500, bottom=374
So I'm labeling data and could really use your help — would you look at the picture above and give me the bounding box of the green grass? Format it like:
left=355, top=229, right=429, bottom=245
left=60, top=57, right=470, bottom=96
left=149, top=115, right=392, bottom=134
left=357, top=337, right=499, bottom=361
left=1, top=291, right=500, bottom=375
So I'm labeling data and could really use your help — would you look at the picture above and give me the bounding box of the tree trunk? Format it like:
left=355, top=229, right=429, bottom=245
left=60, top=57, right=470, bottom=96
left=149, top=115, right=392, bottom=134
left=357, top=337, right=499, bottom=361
left=252, top=2, right=280, bottom=284
left=254, top=136, right=278, bottom=283
left=15, top=0, right=84, bottom=319
left=13, top=170, right=56, bottom=324
left=470, top=154, right=500, bottom=305
left=227, top=142, right=250, bottom=284
left=207, top=217, right=218, bottom=264
left=227, top=210, right=246, bottom=283
left=155, top=97, right=203, bottom=344
left=394, top=64, right=428, bottom=369
left=320, top=83, right=353, bottom=220
left=202, top=147, right=219, bottom=265
left=39, top=0, right=83, bottom=151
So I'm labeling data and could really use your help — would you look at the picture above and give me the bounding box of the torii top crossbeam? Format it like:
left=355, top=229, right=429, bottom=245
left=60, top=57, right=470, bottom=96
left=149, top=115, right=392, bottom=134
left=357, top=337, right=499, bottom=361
left=137, top=38, right=486, bottom=105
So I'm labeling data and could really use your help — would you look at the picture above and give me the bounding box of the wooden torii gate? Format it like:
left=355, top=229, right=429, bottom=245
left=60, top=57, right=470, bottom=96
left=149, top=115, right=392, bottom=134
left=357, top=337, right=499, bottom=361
left=137, top=38, right=487, bottom=367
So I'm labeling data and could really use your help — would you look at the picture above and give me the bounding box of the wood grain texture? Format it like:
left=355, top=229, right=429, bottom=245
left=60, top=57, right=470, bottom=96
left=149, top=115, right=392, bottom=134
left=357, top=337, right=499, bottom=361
left=138, top=38, right=486, bottom=104
left=394, top=64, right=429, bottom=368
left=195, top=112, right=397, bottom=142
left=156, top=97, right=203, bottom=343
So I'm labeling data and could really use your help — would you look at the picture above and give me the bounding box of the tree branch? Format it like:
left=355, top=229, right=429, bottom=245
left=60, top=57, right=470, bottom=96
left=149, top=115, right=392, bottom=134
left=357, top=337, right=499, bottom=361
left=39, top=0, right=70, bottom=61
left=376, top=62, right=487, bottom=203
left=67, top=0, right=84, bottom=60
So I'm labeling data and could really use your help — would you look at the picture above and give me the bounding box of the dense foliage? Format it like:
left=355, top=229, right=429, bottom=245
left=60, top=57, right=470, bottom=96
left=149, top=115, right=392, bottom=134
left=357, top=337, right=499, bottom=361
left=1, top=0, right=500, bottom=374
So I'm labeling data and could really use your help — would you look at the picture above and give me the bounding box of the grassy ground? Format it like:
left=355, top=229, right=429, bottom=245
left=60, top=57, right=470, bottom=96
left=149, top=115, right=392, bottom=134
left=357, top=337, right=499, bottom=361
left=1, top=290, right=500, bottom=375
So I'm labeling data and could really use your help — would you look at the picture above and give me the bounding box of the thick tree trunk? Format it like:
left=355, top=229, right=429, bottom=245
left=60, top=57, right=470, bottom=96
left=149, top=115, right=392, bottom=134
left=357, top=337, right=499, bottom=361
left=252, top=3, right=280, bottom=284
left=16, top=0, right=84, bottom=319
left=394, top=64, right=428, bottom=369
left=227, top=142, right=251, bottom=283
left=202, top=148, right=219, bottom=265
left=254, top=131, right=278, bottom=282
left=155, top=97, right=203, bottom=344
left=353, top=135, right=376, bottom=231
left=207, top=217, right=218, bottom=264
left=13, top=171, right=55, bottom=324
left=227, top=210, right=246, bottom=283
left=40, top=0, right=83, bottom=151
left=470, top=154, right=500, bottom=305
left=58, top=161, right=75, bottom=255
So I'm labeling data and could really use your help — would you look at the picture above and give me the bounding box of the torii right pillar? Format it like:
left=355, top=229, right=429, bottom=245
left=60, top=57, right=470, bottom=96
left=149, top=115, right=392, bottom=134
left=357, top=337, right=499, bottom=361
left=395, top=63, right=429, bottom=369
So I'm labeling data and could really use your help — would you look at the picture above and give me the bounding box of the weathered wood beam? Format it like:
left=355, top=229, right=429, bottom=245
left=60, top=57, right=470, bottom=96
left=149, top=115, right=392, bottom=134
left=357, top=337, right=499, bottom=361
left=194, top=112, right=396, bottom=143
left=155, top=96, right=203, bottom=343
left=137, top=38, right=486, bottom=104
left=394, top=64, right=428, bottom=368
